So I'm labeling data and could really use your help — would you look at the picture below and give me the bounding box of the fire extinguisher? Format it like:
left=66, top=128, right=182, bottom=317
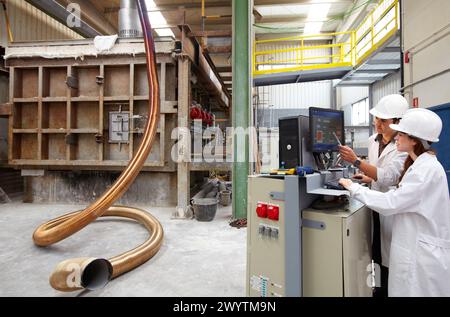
left=190, top=107, right=202, bottom=120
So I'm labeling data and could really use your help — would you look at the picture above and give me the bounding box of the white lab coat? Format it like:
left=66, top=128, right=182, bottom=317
left=367, top=134, right=408, bottom=267
left=349, top=153, right=450, bottom=297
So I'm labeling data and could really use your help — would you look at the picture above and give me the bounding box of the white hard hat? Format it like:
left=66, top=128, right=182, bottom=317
left=370, top=94, right=409, bottom=119
left=390, top=108, right=442, bottom=143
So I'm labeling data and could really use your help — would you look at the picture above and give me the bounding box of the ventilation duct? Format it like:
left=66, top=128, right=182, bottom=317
left=119, top=0, right=143, bottom=38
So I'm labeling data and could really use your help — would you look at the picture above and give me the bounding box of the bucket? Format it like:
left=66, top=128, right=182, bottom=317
left=192, top=198, right=218, bottom=222
left=219, top=190, right=232, bottom=206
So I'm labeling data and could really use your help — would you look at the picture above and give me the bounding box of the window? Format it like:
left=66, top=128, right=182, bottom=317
left=352, top=98, right=369, bottom=126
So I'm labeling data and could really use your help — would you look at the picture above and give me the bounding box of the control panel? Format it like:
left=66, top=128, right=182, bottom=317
left=247, top=177, right=287, bottom=297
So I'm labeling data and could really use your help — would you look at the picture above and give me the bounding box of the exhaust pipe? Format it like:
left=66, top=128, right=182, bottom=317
left=50, top=258, right=113, bottom=292
left=34, top=0, right=164, bottom=292
left=119, top=0, right=143, bottom=38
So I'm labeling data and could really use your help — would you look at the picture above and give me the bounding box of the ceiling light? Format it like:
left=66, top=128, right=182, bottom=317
left=146, top=0, right=175, bottom=38
left=304, top=1, right=331, bottom=35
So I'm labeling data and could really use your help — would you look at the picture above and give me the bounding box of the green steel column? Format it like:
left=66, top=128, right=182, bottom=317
left=232, top=0, right=251, bottom=220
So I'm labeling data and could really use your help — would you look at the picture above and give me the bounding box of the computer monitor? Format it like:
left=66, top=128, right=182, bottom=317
left=309, top=107, right=345, bottom=153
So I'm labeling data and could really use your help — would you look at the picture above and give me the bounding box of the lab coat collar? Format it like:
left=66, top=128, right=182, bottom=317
left=378, top=138, right=397, bottom=160
left=410, top=152, right=436, bottom=170
left=375, top=133, right=396, bottom=145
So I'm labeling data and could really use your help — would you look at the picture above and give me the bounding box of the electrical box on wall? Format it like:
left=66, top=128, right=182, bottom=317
left=109, top=112, right=130, bottom=144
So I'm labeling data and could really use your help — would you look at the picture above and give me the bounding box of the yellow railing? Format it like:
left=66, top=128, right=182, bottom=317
left=354, top=0, right=399, bottom=64
left=253, top=0, right=400, bottom=76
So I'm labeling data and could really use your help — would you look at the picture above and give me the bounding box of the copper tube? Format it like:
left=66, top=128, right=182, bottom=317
left=49, top=207, right=163, bottom=292
left=34, top=0, right=164, bottom=292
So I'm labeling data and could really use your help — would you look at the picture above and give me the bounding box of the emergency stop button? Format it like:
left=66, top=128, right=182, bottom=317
left=267, top=205, right=279, bottom=221
left=256, top=203, right=268, bottom=218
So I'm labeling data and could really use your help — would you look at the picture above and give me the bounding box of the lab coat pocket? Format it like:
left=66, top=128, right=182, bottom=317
left=389, top=243, right=412, bottom=297
left=413, top=234, right=450, bottom=297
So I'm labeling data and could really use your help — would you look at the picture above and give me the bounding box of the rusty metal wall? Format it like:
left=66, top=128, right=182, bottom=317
left=25, top=171, right=177, bottom=206
left=0, top=0, right=82, bottom=47
left=0, top=74, right=8, bottom=162
left=0, top=168, right=23, bottom=197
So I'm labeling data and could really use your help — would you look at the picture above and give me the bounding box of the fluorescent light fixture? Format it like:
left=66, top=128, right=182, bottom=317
left=255, top=5, right=310, bottom=17
left=154, top=28, right=175, bottom=37
left=304, top=0, right=331, bottom=35
left=146, top=0, right=175, bottom=38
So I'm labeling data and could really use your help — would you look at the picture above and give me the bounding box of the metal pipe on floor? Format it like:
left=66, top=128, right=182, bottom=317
left=33, top=0, right=164, bottom=292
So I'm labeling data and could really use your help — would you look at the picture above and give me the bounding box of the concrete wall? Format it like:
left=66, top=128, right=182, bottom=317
left=25, top=171, right=177, bottom=206
left=402, top=0, right=450, bottom=108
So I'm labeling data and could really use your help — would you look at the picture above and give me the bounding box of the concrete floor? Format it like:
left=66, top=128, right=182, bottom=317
left=0, top=201, right=247, bottom=297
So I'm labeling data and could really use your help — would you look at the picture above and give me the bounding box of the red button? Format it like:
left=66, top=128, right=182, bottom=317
left=256, top=203, right=268, bottom=218
left=267, top=205, right=279, bottom=221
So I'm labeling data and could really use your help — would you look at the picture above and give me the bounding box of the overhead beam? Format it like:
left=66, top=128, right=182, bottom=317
left=205, top=45, right=232, bottom=54
left=105, top=1, right=232, bottom=13
left=255, top=0, right=353, bottom=5
left=256, top=16, right=327, bottom=24
left=346, top=77, right=385, bottom=81
left=216, top=66, right=232, bottom=72
left=337, top=83, right=372, bottom=87
left=382, top=47, right=401, bottom=53
left=55, top=0, right=117, bottom=35
left=189, top=30, right=232, bottom=38
left=255, top=0, right=304, bottom=4
left=357, top=69, right=398, bottom=74
left=25, top=0, right=101, bottom=37
left=367, top=59, right=401, bottom=65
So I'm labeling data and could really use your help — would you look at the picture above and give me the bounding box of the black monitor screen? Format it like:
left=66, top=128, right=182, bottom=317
left=309, top=107, right=345, bottom=153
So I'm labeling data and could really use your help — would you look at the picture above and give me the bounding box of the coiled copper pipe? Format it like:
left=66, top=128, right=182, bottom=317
left=33, top=0, right=164, bottom=292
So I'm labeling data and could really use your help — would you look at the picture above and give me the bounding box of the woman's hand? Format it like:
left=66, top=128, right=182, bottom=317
left=352, top=174, right=373, bottom=184
left=339, top=146, right=358, bottom=164
left=339, top=178, right=354, bottom=190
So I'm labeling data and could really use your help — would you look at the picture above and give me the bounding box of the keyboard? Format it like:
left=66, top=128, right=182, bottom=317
left=324, top=179, right=346, bottom=191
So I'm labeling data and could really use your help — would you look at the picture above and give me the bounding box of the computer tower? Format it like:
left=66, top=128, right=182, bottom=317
left=279, top=116, right=313, bottom=169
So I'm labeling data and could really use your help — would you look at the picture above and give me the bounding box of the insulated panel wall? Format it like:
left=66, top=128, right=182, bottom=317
left=265, top=80, right=332, bottom=110
left=372, top=71, right=401, bottom=107
left=402, top=0, right=450, bottom=108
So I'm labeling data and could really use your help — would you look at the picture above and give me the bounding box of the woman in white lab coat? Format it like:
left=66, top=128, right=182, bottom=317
left=340, top=108, right=450, bottom=297
left=339, top=94, right=409, bottom=296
